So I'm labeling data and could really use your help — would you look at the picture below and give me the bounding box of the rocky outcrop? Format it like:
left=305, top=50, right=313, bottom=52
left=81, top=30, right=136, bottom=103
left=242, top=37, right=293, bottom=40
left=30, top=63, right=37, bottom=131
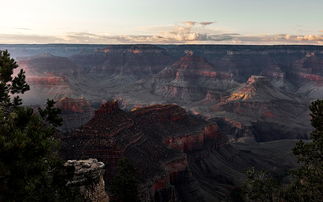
left=64, top=159, right=109, bottom=202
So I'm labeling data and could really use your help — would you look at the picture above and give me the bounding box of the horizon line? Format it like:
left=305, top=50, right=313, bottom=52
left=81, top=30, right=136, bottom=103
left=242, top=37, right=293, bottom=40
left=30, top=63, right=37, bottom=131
left=1, top=43, right=323, bottom=47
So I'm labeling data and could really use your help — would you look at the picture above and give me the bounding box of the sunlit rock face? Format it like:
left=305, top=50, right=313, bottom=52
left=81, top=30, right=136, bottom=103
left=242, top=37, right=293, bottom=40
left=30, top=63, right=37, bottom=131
left=227, top=75, right=293, bottom=102
left=210, top=75, right=310, bottom=142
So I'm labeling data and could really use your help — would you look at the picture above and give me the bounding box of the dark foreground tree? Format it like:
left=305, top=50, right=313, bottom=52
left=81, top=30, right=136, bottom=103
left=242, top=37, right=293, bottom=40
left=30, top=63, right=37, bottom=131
left=243, top=100, right=323, bottom=202
left=285, top=99, right=323, bottom=201
left=0, top=50, right=66, bottom=201
left=110, top=158, right=140, bottom=202
left=243, top=168, right=279, bottom=202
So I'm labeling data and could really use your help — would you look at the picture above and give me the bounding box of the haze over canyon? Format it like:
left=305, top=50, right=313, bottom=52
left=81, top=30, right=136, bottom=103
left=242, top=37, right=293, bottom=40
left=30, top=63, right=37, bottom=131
left=1, top=44, right=321, bottom=201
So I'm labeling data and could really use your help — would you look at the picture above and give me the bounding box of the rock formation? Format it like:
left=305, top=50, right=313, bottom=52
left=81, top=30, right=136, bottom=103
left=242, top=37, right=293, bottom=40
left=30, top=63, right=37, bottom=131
left=61, top=101, right=225, bottom=201
left=61, top=100, right=301, bottom=201
left=64, top=159, right=109, bottom=202
left=211, top=75, right=310, bottom=142
left=227, top=75, right=293, bottom=102
left=152, top=54, right=238, bottom=102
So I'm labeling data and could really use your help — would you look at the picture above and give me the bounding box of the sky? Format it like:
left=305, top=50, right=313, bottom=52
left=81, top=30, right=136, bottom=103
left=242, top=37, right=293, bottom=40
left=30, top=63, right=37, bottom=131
left=0, top=0, right=322, bottom=44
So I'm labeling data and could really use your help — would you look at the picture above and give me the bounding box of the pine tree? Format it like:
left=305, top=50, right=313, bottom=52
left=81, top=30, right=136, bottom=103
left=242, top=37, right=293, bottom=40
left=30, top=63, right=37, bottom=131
left=243, top=168, right=279, bottom=202
left=243, top=100, right=323, bottom=201
left=286, top=99, right=323, bottom=201
left=0, top=50, right=29, bottom=107
left=110, top=158, right=140, bottom=202
left=0, top=50, right=64, bottom=201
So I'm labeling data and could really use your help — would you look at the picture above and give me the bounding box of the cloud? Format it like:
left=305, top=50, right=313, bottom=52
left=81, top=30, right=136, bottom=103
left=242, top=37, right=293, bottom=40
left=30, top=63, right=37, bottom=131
left=0, top=33, right=61, bottom=44
left=15, top=27, right=32, bottom=31
left=0, top=23, right=322, bottom=45
left=295, top=34, right=323, bottom=41
left=137, top=21, right=227, bottom=43
left=199, top=21, right=215, bottom=26
left=182, top=21, right=215, bottom=27
left=235, top=34, right=323, bottom=44
left=183, top=21, right=197, bottom=26
left=1, top=32, right=322, bottom=45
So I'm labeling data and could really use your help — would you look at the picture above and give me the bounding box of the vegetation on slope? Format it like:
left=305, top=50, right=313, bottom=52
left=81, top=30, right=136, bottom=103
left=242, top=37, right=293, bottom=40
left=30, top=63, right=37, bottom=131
left=0, top=50, right=73, bottom=201
left=243, top=99, right=323, bottom=201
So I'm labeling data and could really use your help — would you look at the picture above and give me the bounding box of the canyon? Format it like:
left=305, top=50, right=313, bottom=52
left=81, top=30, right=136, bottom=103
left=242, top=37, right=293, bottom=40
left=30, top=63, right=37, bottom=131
left=1, top=44, right=322, bottom=201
